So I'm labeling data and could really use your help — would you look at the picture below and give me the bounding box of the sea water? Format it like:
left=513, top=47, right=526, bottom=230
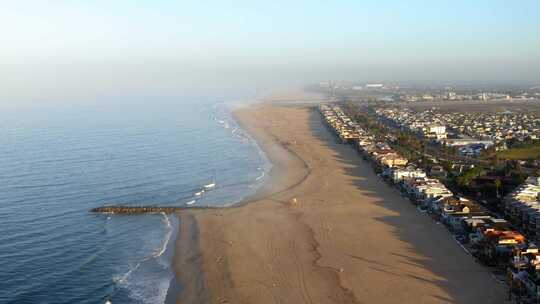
left=0, top=95, right=270, bottom=304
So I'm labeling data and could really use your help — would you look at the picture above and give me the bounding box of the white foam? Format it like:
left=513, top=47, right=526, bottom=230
left=112, top=214, right=172, bottom=281
left=114, top=260, right=140, bottom=284
left=204, top=182, right=216, bottom=190
left=115, top=268, right=172, bottom=304
left=255, top=170, right=265, bottom=181
left=205, top=99, right=273, bottom=205
left=113, top=213, right=175, bottom=304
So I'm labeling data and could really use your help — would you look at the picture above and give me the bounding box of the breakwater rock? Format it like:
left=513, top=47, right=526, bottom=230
left=90, top=206, right=180, bottom=214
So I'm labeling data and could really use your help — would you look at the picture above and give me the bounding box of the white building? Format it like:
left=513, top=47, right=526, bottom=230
left=423, top=125, right=447, bottom=140
left=365, top=84, right=384, bottom=89
left=392, top=167, right=427, bottom=183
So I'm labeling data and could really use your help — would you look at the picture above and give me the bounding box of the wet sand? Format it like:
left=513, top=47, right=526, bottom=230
left=173, top=103, right=507, bottom=304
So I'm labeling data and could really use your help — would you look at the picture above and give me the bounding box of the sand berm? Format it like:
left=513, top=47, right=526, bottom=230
left=172, top=100, right=506, bottom=304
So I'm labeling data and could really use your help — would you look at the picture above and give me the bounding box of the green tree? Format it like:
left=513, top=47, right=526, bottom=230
left=494, top=178, right=502, bottom=198
left=457, top=167, right=486, bottom=188
left=491, top=154, right=500, bottom=167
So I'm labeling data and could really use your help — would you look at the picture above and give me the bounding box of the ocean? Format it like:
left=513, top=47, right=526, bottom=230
left=0, top=95, right=270, bottom=304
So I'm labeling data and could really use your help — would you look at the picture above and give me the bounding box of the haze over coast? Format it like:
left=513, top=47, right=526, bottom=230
left=3, top=1, right=540, bottom=304
left=2, top=1, right=539, bottom=107
left=169, top=93, right=505, bottom=303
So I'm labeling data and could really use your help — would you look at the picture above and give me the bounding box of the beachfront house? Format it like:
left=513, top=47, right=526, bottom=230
left=503, top=177, right=540, bottom=240
left=392, top=167, right=426, bottom=183
left=378, top=153, right=408, bottom=168
left=403, top=178, right=453, bottom=203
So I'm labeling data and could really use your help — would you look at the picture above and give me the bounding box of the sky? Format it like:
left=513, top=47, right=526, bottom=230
left=1, top=1, right=539, bottom=104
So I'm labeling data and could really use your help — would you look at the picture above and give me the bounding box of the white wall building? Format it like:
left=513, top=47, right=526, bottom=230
left=392, top=168, right=427, bottom=183
left=423, top=125, right=447, bottom=140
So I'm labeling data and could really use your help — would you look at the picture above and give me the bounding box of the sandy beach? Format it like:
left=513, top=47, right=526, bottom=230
left=173, top=102, right=507, bottom=304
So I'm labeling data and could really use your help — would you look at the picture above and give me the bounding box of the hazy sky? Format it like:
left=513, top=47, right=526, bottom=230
left=1, top=1, right=539, bottom=103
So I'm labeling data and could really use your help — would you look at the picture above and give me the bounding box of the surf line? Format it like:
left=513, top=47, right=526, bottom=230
left=114, top=212, right=173, bottom=284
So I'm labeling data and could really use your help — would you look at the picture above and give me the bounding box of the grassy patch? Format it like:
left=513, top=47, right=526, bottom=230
left=497, top=146, right=540, bottom=160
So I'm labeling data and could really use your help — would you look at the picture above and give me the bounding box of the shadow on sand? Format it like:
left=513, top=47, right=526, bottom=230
left=304, top=106, right=504, bottom=304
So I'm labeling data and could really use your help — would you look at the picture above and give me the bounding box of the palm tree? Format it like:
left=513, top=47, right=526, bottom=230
left=494, top=178, right=502, bottom=198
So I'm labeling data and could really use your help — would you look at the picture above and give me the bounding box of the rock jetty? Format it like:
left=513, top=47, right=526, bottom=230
left=90, top=206, right=179, bottom=214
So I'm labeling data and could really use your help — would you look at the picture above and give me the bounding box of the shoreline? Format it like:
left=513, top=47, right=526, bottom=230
left=181, top=103, right=360, bottom=303
left=172, top=102, right=318, bottom=304
left=167, top=211, right=209, bottom=304
left=167, top=100, right=307, bottom=303
left=171, top=100, right=506, bottom=303
left=228, top=106, right=311, bottom=206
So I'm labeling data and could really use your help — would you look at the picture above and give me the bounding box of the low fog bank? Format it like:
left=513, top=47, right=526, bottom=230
left=1, top=59, right=538, bottom=109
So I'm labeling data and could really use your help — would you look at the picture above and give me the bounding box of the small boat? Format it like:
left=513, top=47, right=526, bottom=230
left=204, top=182, right=216, bottom=190
left=195, top=190, right=204, bottom=196
left=105, top=301, right=112, bottom=304
left=186, top=200, right=196, bottom=205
